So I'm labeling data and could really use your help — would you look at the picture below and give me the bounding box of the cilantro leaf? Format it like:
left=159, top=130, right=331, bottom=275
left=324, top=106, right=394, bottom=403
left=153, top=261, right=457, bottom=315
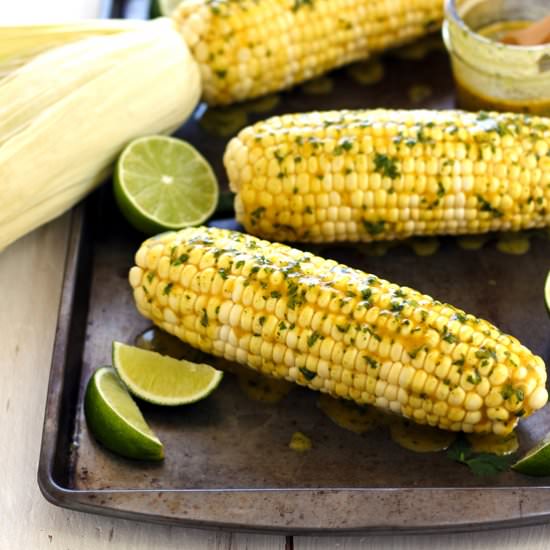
left=446, top=437, right=472, bottom=463
left=447, top=437, right=515, bottom=477
left=466, top=454, right=513, bottom=476
left=299, top=367, right=316, bottom=381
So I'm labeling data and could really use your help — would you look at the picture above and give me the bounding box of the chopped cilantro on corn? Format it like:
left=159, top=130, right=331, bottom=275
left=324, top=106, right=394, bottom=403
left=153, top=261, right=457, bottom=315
left=173, top=0, right=443, bottom=105
left=129, top=227, right=548, bottom=435
left=224, top=109, right=550, bottom=242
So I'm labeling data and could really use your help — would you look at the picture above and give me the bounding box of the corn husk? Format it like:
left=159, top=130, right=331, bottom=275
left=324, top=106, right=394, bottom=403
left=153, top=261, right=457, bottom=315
left=0, top=18, right=201, bottom=251
left=0, top=20, right=146, bottom=78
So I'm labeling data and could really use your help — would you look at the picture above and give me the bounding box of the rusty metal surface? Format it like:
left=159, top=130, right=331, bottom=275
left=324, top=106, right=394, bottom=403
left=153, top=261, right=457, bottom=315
left=38, top=5, right=550, bottom=533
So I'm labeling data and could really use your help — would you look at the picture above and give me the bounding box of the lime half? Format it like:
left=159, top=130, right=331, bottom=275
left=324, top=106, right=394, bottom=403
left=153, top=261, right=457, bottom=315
left=112, top=341, right=223, bottom=406
left=512, top=436, right=550, bottom=476
left=151, top=0, right=182, bottom=17
left=84, top=367, right=164, bottom=461
left=545, top=270, right=550, bottom=317
left=114, top=136, right=218, bottom=235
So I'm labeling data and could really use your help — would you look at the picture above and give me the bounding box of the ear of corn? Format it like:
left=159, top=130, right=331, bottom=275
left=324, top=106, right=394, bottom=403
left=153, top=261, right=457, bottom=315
left=173, top=0, right=444, bottom=105
left=0, top=18, right=201, bottom=252
left=224, top=109, right=550, bottom=242
left=129, top=226, right=548, bottom=436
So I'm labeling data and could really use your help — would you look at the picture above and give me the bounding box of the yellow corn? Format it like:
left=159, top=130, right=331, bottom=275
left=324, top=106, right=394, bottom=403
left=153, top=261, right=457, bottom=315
left=173, top=0, right=443, bottom=105
left=225, top=109, right=550, bottom=242
left=129, top=226, right=548, bottom=435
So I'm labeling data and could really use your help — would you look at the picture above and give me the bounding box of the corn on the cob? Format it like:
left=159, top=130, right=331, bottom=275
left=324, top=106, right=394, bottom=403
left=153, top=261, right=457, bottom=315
left=129, top=226, right=548, bottom=435
left=225, top=109, right=550, bottom=242
left=173, top=0, right=444, bottom=105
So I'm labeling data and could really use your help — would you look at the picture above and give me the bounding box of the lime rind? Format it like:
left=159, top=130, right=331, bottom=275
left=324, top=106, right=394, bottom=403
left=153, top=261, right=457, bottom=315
left=114, top=135, right=219, bottom=235
left=84, top=367, right=164, bottom=461
left=94, top=368, right=160, bottom=441
left=151, top=0, right=182, bottom=17
left=511, top=435, right=550, bottom=476
left=112, top=341, right=224, bottom=406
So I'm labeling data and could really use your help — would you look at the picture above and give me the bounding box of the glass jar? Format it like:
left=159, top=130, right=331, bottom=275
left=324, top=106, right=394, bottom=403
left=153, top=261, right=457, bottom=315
left=443, top=0, right=550, bottom=115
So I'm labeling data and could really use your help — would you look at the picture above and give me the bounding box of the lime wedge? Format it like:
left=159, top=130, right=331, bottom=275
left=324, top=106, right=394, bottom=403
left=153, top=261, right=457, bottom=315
left=511, top=436, right=550, bottom=476
left=114, top=136, right=219, bottom=235
left=545, top=270, right=550, bottom=316
left=112, top=341, right=223, bottom=406
left=151, top=0, right=182, bottom=17
left=84, top=367, right=164, bottom=461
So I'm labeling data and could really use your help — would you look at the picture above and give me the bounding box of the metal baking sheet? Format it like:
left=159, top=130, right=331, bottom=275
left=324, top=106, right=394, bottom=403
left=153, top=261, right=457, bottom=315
left=38, top=0, right=550, bottom=535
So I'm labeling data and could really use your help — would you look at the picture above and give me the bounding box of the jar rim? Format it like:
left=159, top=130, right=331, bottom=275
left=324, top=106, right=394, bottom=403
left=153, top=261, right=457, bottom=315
left=445, top=0, right=550, bottom=53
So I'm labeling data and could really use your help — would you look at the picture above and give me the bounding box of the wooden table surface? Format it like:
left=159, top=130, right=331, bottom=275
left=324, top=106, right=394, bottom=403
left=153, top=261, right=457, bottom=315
left=3, top=1, right=550, bottom=548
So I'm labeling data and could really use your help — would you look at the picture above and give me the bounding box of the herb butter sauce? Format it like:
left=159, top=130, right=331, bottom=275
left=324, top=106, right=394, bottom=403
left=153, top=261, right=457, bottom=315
left=135, top=325, right=518, bottom=458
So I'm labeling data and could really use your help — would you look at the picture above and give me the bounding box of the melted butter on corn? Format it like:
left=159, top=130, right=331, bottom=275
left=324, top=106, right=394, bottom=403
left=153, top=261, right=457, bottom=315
left=224, top=109, right=550, bottom=242
left=130, top=227, right=548, bottom=435
left=173, top=0, right=443, bottom=105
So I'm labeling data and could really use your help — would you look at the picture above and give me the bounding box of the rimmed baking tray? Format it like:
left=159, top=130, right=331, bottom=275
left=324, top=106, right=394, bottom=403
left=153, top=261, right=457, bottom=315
left=38, top=0, right=550, bottom=534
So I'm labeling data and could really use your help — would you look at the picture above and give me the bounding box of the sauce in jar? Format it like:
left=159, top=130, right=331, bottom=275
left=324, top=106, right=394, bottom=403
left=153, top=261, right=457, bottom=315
left=454, top=20, right=550, bottom=114
left=454, top=80, right=550, bottom=115
left=443, top=0, right=550, bottom=115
